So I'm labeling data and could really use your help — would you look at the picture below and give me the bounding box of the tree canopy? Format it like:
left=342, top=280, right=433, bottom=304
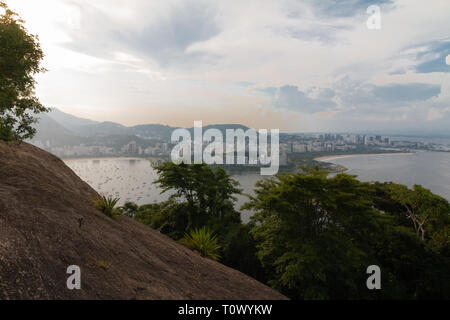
left=154, top=162, right=242, bottom=230
left=244, top=169, right=450, bottom=299
left=0, top=2, right=48, bottom=141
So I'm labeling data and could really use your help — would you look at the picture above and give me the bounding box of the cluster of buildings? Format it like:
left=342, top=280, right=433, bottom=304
left=31, top=132, right=450, bottom=160
left=32, top=140, right=171, bottom=158
left=120, top=141, right=170, bottom=156
left=279, top=134, right=391, bottom=154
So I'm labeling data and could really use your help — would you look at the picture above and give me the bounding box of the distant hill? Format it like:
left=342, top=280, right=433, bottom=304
left=48, top=108, right=99, bottom=134
left=79, top=121, right=130, bottom=137
left=188, top=124, right=251, bottom=138
left=79, top=122, right=177, bottom=140
left=0, top=141, right=287, bottom=299
left=130, top=124, right=180, bottom=141
left=31, top=108, right=251, bottom=147
left=32, top=113, right=85, bottom=147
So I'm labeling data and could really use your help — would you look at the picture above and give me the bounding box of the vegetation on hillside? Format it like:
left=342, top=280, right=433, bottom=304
left=179, top=227, right=221, bottom=261
left=93, top=195, right=121, bottom=219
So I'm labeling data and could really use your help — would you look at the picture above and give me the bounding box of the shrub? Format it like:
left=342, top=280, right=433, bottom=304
left=93, top=195, right=120, bottom=218
left=179, top=227, right=221, bottom=261
left=119, top=201, right=139, bottom=218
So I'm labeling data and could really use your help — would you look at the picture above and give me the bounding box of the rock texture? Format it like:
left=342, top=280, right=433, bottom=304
left=0, top=141, right=286, bottom=300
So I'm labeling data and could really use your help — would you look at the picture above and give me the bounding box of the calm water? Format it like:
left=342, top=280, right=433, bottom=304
left=64, top=151, right=450, bottom=223
left=326, top=151, right=450, bottom=201
left=64, top=158, right=262, bottom=222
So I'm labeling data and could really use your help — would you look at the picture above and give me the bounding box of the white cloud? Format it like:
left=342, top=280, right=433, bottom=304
left=427, top=108, right=445, bottom=121
left=4, top=0, right=450, bottom=132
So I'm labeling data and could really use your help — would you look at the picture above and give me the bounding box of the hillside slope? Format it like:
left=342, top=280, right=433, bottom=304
left=31, top=114, right=85, bottom=147
left=0, top=141, right=286, bottom=300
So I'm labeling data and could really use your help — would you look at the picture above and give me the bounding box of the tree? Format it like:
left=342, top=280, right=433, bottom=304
left=154, top=162, right=242, bottom=230
left=134, top=200, right=189, bottom=240
left=119, top=201, right=139, bottom=218
left=245, top=170, right=450, bottom=299
left=0, top=2, right=48, bottom=142
left=244, top=169, right=382, bottom=299
left=389, top=183, right=450, bottom=242
left=220, top=222, right=267, bottom=283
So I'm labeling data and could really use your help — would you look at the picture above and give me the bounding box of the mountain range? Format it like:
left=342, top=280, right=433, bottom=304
left=32, top=108, right=250, bottom=147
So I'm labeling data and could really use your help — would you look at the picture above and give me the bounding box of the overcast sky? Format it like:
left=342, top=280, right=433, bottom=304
left=6, top=0, right=450, bottom=133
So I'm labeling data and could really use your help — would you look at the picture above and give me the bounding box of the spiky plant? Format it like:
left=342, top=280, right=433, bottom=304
left=93, top=195, right=120, bottom=218
left=179, top=227, right=221, bottom=261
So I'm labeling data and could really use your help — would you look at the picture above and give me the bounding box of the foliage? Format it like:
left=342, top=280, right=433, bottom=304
left=179, top=227, right=221, bottom=261
left=119, top=201, right=139, bottom=218
left=244, top=169, right=450, bottom=299
left=0, top=2, right=48, bottom=141
left=220, top=222, right=267, bottom=282
left=134, top=200, right=189, bottom=240
left=154, top=162, right=242, bottom=230
left=132, top=162, right=449, bottom=299
left=93, top=195, right=120, bottom=219
left=370, top=182, right=450, bottom=254
left=388, top=183, right=450, bottom=243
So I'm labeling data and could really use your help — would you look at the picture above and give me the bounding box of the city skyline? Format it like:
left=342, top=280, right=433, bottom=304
left=5, top=0, right=450, bottom=134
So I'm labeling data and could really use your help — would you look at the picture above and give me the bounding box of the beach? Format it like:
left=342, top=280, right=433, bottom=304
left=314, top=152, right=415, bottom=162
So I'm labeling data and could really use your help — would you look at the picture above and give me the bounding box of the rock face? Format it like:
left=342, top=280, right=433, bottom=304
left=0, top=141, right=286, bottom=300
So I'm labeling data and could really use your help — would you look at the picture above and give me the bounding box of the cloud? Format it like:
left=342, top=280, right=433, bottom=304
left=372, top=83, right=441, bottom=103
left=64, top=0, right=220, bottom=67
left=260, top=85, right=336, bottom=113
left=427, top=108, right=445, bottom=121
left=303, top=0, right=394, bottom=18
left=335, top=78, right=442, bottom=108
left=446, top=54, right=450, bottom=66
left=9, top=0, right=450, bottom=133
left=280, top=0, right=394, bottom=44
left=259, top=80, right=442, bottom=116
left=284, top=24, right=352, bottom=44
left=412, top=39, right=450, bottom=73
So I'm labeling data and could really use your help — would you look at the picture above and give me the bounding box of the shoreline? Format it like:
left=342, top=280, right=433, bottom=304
left=314, top=152, right=415, bottom=162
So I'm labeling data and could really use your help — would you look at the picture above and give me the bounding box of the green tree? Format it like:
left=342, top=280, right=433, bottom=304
left=119, top=201, right=139, bottom=218
left=244, top=169, right=381, bottom=299
left=154, top=162, right=242, bottom=230
left=134, top=200, right=189, bottom=240
left=388, top=183, right=450, bottom=244
left=245, top=170, right=450, bottom=299
left=220, top=222, right=267, bottom=283
left=0, top=2, right=48, bottom=142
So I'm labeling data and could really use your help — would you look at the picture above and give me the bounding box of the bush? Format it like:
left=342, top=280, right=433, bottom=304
left=119, top=201, right=139, bottom=218
left=134, top=200, right=189, bottom=240
left=220, top=223, right=268, bottom=283
left=179, top=227, right=221, bottom=261
left=93, top=195, right=120, bottom=218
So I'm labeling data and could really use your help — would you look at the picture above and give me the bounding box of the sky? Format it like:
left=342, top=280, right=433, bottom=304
left=5, top=0, right=450, bottom=133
